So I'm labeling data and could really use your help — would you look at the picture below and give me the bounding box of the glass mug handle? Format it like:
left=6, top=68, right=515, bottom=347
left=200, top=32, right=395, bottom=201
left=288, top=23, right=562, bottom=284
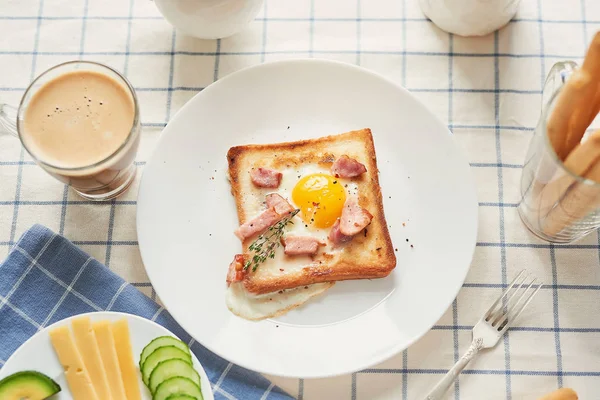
left=0, top=103, right=18, bottom=137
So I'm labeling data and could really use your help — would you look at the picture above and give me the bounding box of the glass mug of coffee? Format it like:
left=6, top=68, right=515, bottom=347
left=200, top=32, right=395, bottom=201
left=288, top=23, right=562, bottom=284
left=0, top=61, right=140, bottom=201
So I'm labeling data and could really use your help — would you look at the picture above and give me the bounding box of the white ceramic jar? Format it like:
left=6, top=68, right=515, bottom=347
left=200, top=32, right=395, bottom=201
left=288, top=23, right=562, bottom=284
left=419, top=0, right=522, bottom=37
left=154, top=0, right=265, bottom=39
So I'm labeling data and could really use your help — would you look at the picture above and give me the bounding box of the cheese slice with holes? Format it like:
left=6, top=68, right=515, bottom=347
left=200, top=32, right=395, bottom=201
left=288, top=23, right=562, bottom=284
left=49, top=326, right=99, bottom=400
left=112, top=319, right=143, bottom=400
left=93, top=321, right=128, bottom=400
left=71, top=316, right=112, bottom=400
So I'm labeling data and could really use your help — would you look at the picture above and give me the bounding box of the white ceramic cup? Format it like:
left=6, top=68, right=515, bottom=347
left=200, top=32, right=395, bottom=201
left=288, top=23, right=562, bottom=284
left=154, top=0, right=265, bottom=39
left=419, top=0, right=522, bottom=37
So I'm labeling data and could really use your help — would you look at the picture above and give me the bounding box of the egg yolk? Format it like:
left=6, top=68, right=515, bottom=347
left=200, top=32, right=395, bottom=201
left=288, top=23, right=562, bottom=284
left=291, top=173, right=346, bottom=228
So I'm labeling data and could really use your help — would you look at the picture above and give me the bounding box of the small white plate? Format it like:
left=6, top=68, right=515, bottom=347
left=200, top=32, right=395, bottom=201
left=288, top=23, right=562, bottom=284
left=137, top=59, right=478, bottom=378
left=0, top=311, right=214, bottom=400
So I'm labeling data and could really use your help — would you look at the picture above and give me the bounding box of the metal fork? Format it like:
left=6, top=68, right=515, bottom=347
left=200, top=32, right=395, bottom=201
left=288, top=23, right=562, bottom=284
left=424, top=270, right=543, bottom=400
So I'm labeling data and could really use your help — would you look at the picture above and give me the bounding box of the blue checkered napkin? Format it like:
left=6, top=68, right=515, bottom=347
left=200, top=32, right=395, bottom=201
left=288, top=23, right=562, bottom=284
left=0, top=224, right=293, bottom=400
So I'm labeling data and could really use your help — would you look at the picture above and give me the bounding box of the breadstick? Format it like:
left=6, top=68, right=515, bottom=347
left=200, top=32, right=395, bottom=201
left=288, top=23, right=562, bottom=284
left=582, top=32, right=600, bottom=73
left=564, top=71, right=598, bottom=155
left=568, top=32, right=600, bottom=149
left=586, top=71, right=600, bottom=129
left=537, top=130, right=600, bottom=217
left=577, top=33, right=600, bottom=125
left=542, top=149, right=600, bottom=237
left=541, top=181, right=600, bottom=237
left=548, top=32, right=600, bottom=160
left=547, top=70, right=593, bottom=160
left=531, top=32, right=600, bottom=236
left=588, top=88, right=600, bottom=128
left=564, top=129, right=600, bottom=176
left=537, top=388, right=578, bottom=400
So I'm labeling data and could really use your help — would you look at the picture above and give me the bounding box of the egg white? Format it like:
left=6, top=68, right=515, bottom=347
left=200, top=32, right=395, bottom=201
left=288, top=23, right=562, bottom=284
left=226, top=281, right=334, bottom=321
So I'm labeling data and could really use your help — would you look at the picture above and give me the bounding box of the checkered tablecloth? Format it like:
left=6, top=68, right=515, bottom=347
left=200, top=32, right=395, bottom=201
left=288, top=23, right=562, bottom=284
left=1, top=0, right=599, bottom=398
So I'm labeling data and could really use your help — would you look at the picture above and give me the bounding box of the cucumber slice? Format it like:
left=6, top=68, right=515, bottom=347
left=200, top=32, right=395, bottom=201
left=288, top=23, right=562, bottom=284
left=140, top=336, right=190, bottom=368
left=166, top=395, right=197, bottom=400
left=154, top=377, right=203, bottom=400
left=0, top=370, right=61, bottom=400
left=141, top=346, right=192, bottom=386
left=149, top=358, right=201, bottom=394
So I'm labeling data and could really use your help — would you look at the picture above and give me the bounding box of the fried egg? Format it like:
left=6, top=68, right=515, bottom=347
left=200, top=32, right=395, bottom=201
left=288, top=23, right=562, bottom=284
left=227, top=165, right=358, bottom=321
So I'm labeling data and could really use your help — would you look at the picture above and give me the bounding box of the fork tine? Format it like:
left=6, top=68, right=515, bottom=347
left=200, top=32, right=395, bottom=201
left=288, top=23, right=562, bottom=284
left=498, top=282, right=543, bottom=333
left=485, top=270, right=529, bottom=322
left=484, top=269, right=526, bottom=321
left=489, top=272, right=530, bottom=324
left=493, top=277, right=537, bottom=327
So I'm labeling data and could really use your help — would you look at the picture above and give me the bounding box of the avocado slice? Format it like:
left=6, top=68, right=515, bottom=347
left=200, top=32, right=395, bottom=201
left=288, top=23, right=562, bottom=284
left=0, top=371, right=61, bottom=400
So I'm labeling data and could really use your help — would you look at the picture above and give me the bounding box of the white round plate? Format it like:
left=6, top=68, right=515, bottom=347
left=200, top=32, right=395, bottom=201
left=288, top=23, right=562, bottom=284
left=137, top=59, right=478, bottom=378
left=0, top=311, right=213, bottom=400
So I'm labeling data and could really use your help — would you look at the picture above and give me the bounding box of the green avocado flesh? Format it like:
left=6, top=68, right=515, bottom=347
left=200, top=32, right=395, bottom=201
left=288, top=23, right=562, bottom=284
left=0, top=370, right=61, bottom=400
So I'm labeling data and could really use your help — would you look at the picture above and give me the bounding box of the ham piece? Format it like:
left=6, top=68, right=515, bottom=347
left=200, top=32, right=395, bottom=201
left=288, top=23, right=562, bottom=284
left=331, top=155, right=367, bottom=178
left=339, top=197, right=373, bottom=236
left=250, top=167, right=282, bottom=188
left=281, top=236, right=324, bottom=256
left=329, top=197, right=373, bottom=245
left=266, top=193, right=294, bottom=215
left=234, top=194, right=296, bottom=241
left=234, top=207, right=281, bottom=240
left=226, top=254, right=246, bottom=285
left=328, top=219, right=354, bottom=246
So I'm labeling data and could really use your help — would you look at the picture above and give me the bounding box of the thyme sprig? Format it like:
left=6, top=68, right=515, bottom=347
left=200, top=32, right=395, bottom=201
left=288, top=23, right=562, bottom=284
left=244, top=209, right=300, bottom=272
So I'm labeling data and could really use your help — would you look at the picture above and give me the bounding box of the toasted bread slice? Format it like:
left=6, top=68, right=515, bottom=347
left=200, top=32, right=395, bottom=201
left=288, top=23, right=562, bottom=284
left=227, top=128, right=396, bottom=295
